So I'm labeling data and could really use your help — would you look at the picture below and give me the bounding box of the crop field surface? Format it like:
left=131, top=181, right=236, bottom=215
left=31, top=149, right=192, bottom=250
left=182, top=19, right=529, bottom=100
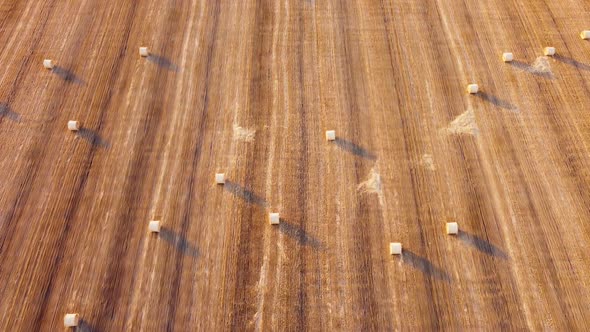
left=0, top=0, right=589, bottom=330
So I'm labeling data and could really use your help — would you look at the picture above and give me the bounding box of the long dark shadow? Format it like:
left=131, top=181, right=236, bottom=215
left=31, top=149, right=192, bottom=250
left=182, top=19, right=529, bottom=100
left=147, top=54, right=179, bottom=72
left=76, top=128, right=110, bottom=149
left=224, top=181, right=267, bottom=207
left=53, top=66, right=85, bottom=85
left=401, top=250, right=452, bottom=282
left=475, top=92, right=517, bottom=111
left=159, top=227, right=200, bottom=259
left=334, top=138, right=376, bottom=160
left=554, top=54, right=590, bottom=71
left=509, top=60, right=554, bottom=79
left=77, top=320, right=96, bottom=332
left=0, top=103, right=21, bottom=122
left=278, top=218, right=324, bottom=250
left=458, top=230, right=509, bottom=260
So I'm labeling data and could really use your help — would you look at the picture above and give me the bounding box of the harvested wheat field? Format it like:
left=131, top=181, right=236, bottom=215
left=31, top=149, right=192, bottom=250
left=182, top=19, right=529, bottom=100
left=1, top=0, right=590, bottom=330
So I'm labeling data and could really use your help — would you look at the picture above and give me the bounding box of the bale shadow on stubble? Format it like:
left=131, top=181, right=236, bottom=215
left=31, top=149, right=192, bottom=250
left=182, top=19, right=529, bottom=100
left=77, top=319, right=96, bottom=332
left=475, top=91, right=517, bottom=111
left=458, top=230, right=509, bottom=260
left=53, top=66, right=86, bottom=85
left=400, top=249, right=452, bottom=283
left=278, top=218, right=324, bottom=250
left=147, top=54, right=179, bottom=72
left=508, top=60, right=554, bottom=79
left=224, top=181, right=267, bottom=207
left=159, top=227, right=200, bottom=259
left=0, top=103, right=21, bottom=122
left=554, top=54, right=590, bottom=71
left=76, top=128, right=110, bottom=149
left=334, top=137, right=376, bottom=160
